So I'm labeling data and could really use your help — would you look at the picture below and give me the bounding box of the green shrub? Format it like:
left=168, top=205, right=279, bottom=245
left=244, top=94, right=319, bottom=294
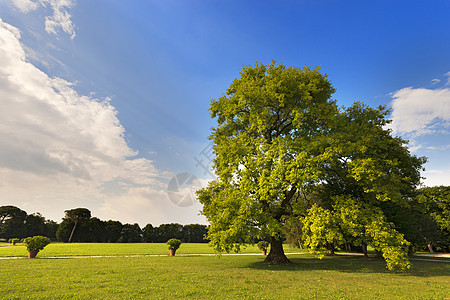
left=166, top=238, right=182, bottom=250
left=23, top=236, right=51, bottom=251
left=8, top=238, right=20, bottom=245
left=257, top=241, right=269, bottom=251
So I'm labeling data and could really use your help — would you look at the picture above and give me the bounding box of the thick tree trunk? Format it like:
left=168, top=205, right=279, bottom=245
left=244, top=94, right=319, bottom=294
left=264, top=236, right=290, bottom=264
left=362, top=242, right=368, bottom=258
left=326, top=243, right=335, bottom=256
left=68, top=221, right=78, bottom=243
left=427, top=243, right=434, bottom=253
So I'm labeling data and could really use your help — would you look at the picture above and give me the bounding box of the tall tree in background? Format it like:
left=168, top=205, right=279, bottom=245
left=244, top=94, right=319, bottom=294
left=198, top=61, right=337, bottom=263
left=417, top=186, right=450, bottom=251
left=104, top=220, right=123, bottom=243
left=0, top=205, right=27, bottom=239
left=64, top=208, right=91, bottom=243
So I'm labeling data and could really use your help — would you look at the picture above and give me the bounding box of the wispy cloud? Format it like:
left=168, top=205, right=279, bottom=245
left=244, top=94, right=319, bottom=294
left=0, top=19, right=205, bottom=225
left=12, top=0, right=39, bottom=13
left=12, top=0, right=76, bottom=39
left=431, top=78, right=440, bottom=84
left=445, top=71, right=450, bottom=85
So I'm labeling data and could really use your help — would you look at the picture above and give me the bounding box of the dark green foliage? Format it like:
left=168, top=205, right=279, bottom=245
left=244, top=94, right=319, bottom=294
left=64, top=208, right=92, bottom=243
left=87, top=217, right=106, bottom=242
left=381, top=201, right=440, bottom=252
left=0, top=205, right=27, bottom=239
left=152, top=223, right=183, bottom=242
left=417, top=186, right=450, bottom=251
left=142, top=224, right=156, bottom=242
left=25, top=213, right=46, bottom=237
left=118, top=223, right=142, bottom=243
left=143, top=223, right=208, bottom=243
left=181, top=224, right=208, bottom=243
left=104, top=220, right=123, bottom=243
left=56, top=219, right=73, bottom=242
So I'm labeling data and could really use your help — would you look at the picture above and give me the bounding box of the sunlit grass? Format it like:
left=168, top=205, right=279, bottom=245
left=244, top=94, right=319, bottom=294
left=1, top=253, right=449, bottom=299
left=0, top=242, right=305, bottom=258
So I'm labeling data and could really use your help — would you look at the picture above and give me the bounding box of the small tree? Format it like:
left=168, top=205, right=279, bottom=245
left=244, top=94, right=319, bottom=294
left=9, top=238, right=20, bottom=245
left=167, top=238, right=182, bottom=256
left=23, top=236, right=51, bottom=258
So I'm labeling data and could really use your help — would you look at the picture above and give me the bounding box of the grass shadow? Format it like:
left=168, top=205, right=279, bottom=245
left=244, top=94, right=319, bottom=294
left=243, top=254, right=450, bottom=278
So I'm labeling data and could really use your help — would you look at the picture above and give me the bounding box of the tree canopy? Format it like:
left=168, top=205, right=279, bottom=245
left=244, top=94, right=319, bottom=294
left=198, top=61, right=426, bottom=269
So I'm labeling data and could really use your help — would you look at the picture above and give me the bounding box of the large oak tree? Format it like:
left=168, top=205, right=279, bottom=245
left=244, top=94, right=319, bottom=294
left=198, top=61, right=337, bottom=263
left=198, top=61, right=426, bottom=268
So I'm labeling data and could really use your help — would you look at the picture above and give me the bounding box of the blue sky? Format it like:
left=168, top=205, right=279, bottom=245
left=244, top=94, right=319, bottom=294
left=0, top=0, right=449, bottom=225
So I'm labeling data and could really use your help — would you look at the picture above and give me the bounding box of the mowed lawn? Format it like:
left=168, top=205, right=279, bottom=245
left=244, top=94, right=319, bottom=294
left=0, top=243, right=304, bottom=257
left=0, top=244, right=449, bottom=299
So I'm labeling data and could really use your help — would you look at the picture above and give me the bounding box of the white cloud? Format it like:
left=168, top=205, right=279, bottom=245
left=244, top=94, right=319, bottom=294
left=41, top=0, right=76, bottom=39
left=422, top=169, right=450, bottom=187
left=0, top=19, right=206, bottom=225
left=12, top=0, right=76, bottom=39
left=12, top=0, right=39, bottom=13
left=389, top=87, right=450, bottom=137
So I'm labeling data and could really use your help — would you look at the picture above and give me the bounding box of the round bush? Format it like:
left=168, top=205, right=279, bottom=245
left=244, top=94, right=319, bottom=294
left=23, top=236, right=51, bottom=251
left=166, top=238, right=182, bottom=250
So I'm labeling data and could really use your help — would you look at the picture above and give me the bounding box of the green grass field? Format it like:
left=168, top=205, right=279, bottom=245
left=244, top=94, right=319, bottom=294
left=0, top=243, right=304, bottom=257
left=1, top=243, right=449, bottom=299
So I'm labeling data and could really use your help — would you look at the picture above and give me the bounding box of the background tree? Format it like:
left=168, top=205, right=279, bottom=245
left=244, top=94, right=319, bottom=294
left=119, top=223, right=142, bottom=243
left=25, top=213, right=46, bottom=237
left=43, top=219, right=59, bottom=241
left=416, top=186, right=450, bottom=251
left=198, top=61, right=337, bottom=263
left=381, top=200, right=440, bottom=254
left=142, top=224, right=156, bottom=242
left=104, top=220, right=123, bottom=243
left=181, top=224, right=208, bottom=243
left=64, top=208, right=91, bottom=243
left=283, top=216, right=303, bottom=249
left=0, top=205, right=27, bottom=239
left=87, top=217, right=106, bottom=242
left=56, top=219, right=73, bottom=242
left=153, top=223, right=183, bottom=243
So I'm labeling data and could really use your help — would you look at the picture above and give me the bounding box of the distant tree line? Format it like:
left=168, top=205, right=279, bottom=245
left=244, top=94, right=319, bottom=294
left=0, top=206, right=208, bottom=243
left=0, top=206, right=58, bottom=241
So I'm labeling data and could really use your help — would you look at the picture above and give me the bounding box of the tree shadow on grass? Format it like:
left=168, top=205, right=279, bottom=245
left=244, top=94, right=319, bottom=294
left=243, top=254, right=450, bottom=278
